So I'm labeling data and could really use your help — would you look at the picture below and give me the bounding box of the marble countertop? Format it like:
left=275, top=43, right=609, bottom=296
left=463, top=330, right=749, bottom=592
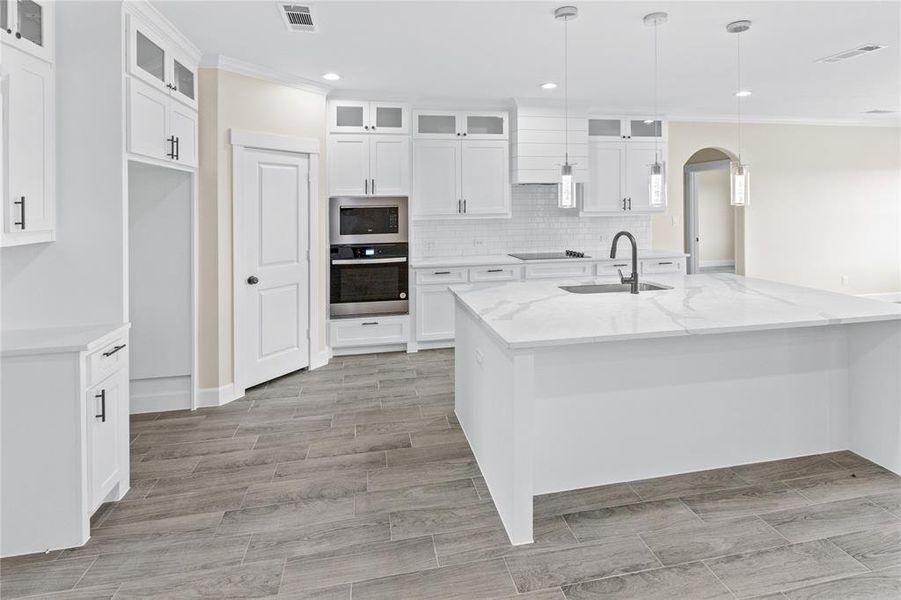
left=1, top=323, right=129, bottom=357
left=450, top=273, right=901, bottom=350
left=410, top=249, right=687, bottom=268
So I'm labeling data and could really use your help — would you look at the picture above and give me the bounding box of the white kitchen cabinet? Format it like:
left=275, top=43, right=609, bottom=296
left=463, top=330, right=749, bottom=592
left=370, top=135, right=410, bottom=196
left=328, top=134, right=409, bottom=197
left=416, top=285, right=457, bottom=342
left=1, top=0, right=53, bottom=62
left=87, top=367, right=126, bottom=512
left=2, top=43, right=54, bottom=246
left=126, top=77, right=197, bottom=167
left=414, top=110, right=507, bottom=139
left=329, top=316, right=409, bottom=353
left=588, top=116, right=666, bottom=142
left=582, top=140, right=665, bottom=214
left=1, top=325, right=130, bottom=557
left=412, top=138, right=510, bottom=219
left=412, top=139, right=461, bottom=218
left=127, top=14, right=198, bottom=110
left=460, top=141, right=510, bottom=216
left=328, top=100, right=409, bottom=134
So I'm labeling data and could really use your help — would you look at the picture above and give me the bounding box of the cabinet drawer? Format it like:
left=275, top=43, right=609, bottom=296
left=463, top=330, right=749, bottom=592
left=641, top=258, right=685, bottom=275
left=87, top=336, right=128, bottom=388
left=329, top=318, right=409, bottom=348
left=524, top=262, right=593, bottom=280
left=469, top=266, right=521, bottom=282
left=415, top=268, right=468, bottom=285
left=597, top=261, right=634, bottom=277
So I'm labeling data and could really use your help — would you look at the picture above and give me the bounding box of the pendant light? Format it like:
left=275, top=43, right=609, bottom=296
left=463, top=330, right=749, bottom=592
left=727, top=20, right=751, bottom=206
left=643, top=12, right=668, bottom=208
left=555, top=6, right=578, bottom=208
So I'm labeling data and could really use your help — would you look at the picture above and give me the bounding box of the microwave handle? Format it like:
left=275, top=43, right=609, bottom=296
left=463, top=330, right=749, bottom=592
left=331, top=257, right=408, bottom=265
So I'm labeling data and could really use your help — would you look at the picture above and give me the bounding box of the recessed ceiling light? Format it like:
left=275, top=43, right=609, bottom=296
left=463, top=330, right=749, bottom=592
left=322, top=73, right=341, bottom=81
left=735, top=90, right=753, bottom=97
left=540, top=82, right=558, bottom=89
left=643, top=119, right=654, bottom=124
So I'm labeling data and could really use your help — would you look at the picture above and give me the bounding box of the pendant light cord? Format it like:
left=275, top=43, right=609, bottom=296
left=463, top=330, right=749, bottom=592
left=564, top=14, right=569, bottom=166
left=737, top=30, right=743, bottom=164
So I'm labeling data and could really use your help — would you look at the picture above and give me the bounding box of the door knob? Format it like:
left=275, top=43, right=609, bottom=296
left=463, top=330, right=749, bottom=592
left=247, top=276, right=259, bottom=285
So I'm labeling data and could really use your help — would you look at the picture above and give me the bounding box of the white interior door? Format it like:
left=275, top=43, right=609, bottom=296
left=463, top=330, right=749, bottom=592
left=241, top=148, right=310, bottom=388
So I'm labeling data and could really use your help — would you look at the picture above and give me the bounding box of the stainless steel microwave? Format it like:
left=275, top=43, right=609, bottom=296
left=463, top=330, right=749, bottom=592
left=329, top=196, right=408, bottom=245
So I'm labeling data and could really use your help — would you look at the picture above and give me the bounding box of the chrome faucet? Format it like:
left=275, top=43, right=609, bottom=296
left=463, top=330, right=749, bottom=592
left=610, top=231, right=639, bottom=294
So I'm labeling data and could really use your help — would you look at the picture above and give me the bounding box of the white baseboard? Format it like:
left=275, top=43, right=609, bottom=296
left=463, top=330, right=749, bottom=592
left=699, top=259, right=736, bottom=269
left=311, top=346, right=332, bottom=370
left=130, top=376, right=192, bottom=414
left=196, top=383, right=243, bottom=408
left=331, top=343, right=408, bottom=356
left=859, top=292, right=901, bottom=303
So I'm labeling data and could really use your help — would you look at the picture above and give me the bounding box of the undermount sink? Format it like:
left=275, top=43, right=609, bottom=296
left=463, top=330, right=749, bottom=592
left=559, top=282, right=672, bottom=294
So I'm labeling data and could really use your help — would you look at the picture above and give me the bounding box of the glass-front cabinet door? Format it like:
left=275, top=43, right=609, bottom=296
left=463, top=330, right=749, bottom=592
left=464, top=113, right=507, bottom=139
left=414, top=111, right=459, bottom=138
left=588, top=118, right=625, bottom=140
left=329, top=100, right=369, bottom=134
left=370, top=102, right=408, bottom=134
left=171, top=55, right=197, bottom=110
left=2, top=0, right=53, bottom=62
left=628, top=119, right=665, bottom=141
left=128, top=19, right=170, bottom=94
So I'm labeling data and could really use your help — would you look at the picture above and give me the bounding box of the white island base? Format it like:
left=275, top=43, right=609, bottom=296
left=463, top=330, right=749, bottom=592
left=452, top=275, right=901, bottom=545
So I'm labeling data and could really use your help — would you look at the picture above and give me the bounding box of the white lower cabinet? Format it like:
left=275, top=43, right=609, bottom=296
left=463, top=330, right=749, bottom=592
left=415, top=285, right=458, bottom=342
left=329, top=316, right=409, bottom=354
left=87, top=367, right=126, bottom=511
left=127, top=77, right=197, bottom=167
left=524, top=262, right=593, bottom=280
left=641, top=257, right=686, bottom=275
left=1, top=325, right=130, bottom=557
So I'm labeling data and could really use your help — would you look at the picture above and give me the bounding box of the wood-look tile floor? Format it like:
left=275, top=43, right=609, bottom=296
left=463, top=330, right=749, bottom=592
left=3, top=349, right=901, bottom=599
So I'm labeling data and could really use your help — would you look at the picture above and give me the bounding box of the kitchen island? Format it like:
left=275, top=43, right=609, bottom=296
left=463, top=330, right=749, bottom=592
left=451, top=273, right=901, bottom=544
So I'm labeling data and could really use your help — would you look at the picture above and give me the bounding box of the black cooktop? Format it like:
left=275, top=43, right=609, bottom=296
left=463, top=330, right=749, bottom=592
left=508, top=250, right=589, bottom=260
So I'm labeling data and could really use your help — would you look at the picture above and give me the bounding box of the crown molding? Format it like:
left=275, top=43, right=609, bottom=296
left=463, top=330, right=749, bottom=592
left=668, top=113, right=901, bottom=128
left=200, top=54, right=331, bottom=96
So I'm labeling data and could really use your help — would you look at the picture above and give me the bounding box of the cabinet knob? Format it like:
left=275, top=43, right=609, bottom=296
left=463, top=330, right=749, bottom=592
left=15, top=31, right=21, bottom=39
left=247, top=276, right=259, bottom=285
left=462, top=132, right=467, bottom=136
left=456, top=132, right=461, bottom=136
left=364, top=125, right=370, bottom=130
left=5, top=28, right=11, bottom=34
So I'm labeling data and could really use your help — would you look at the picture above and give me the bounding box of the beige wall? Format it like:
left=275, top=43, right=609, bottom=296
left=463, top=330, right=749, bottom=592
left=696, top=168, right=734, bottom=264
left=655, top=122, right=901, bottom=295
left=197, top=68, right=327, bottom=388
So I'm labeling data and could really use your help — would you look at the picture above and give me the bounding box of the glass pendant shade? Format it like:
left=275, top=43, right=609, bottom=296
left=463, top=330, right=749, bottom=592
left=730, top=162, right=750, bottom=206
left=558, top=163, right=576, bottom=209
left=648, top=161, right=666, bottom=208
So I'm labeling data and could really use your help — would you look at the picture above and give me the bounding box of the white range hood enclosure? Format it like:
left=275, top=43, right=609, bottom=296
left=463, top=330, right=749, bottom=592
left=510, top=100, right=589, bottom=185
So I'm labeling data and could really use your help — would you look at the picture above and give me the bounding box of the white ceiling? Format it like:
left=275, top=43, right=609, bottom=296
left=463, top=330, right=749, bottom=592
left=154, top=1, right=901, bottom=122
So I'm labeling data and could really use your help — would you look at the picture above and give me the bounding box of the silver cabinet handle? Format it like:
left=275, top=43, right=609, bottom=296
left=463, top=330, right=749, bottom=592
left=627, top=197, right=632, bottom=210
left=362, top=321, right=379, bottom=326
left=487, top=269, right=503, bottom=273
left=434, top=271, right=451, bottom=275
left=658, top=261, right=673, bottom=265
left=13, top=196, right=25, bottom=229
left=102, top=344, right=127, bottom=357
left=457, top=199, right=462, bottom=213
left=372, top=179, right=376, bottom=195
left=331, top=257, right=407, bottom=265
left=365, top=179, right=369, bottom=195
left=463, top=199, right=467, bottom=213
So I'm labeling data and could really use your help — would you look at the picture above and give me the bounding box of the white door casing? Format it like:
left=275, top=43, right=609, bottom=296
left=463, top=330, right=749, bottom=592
left=240, top=148, right=310, bottom=388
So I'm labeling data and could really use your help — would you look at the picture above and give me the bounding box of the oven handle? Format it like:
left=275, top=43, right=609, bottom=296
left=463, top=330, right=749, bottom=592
left=331, top=257, right=408, bottom=265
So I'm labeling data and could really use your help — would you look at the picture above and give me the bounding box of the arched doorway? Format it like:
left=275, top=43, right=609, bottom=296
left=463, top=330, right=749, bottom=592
left=683, top=148, right=746, bottom=275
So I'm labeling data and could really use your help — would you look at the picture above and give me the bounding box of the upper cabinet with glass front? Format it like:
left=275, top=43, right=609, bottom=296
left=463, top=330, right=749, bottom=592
left=1, top=0, right=54, bottom=62
left=414, top=110, right=508, bottom=140
left=127, top=14, right=198, bottom=110
left=328, top=100, right=410, bottom=134
left=588, top=116, right=666, bottom=142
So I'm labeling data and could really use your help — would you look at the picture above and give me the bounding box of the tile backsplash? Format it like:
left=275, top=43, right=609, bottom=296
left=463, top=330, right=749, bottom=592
left=411, top=184, right=652, bottom=257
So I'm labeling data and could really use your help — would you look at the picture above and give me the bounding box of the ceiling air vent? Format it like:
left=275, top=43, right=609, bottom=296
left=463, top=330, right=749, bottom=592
left=816, top=44, right=886, bottom=63
left=280, top=4, right=316, bottom=32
